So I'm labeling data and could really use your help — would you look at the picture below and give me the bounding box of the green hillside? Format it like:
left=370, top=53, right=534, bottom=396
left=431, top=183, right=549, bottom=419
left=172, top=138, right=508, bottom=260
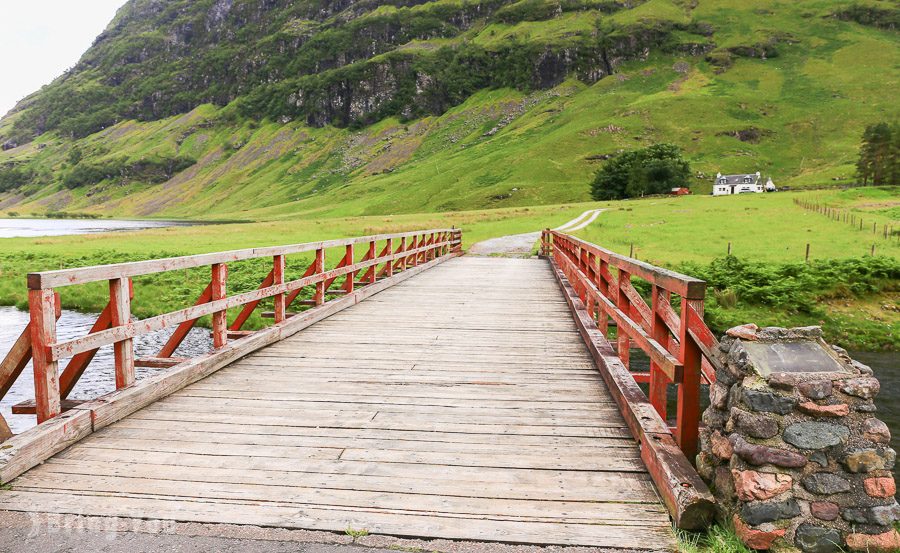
left=0, top=0, right=898, bottom=217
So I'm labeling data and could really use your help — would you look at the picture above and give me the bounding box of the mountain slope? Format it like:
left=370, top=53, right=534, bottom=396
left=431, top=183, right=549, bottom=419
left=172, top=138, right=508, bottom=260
left=0, top=0, right=898, bottom=218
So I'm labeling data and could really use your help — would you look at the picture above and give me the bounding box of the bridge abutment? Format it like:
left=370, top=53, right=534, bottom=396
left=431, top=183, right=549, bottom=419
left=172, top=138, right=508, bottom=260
left=698, top=324, right=900, bottom=552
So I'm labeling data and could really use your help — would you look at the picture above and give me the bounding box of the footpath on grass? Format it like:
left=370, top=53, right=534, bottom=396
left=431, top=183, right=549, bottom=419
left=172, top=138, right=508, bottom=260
left=468, top=209, right=604, bottom=257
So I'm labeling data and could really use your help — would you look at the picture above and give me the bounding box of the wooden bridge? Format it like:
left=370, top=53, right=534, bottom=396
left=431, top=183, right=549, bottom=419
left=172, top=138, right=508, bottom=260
left=0, top=228, right=721, bottom=550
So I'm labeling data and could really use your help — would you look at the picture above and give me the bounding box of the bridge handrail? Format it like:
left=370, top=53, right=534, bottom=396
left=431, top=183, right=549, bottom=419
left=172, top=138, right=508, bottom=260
left=541, top=230, right=721, bottom=458
left=1, top=229, right=462, bottom=432
left=27, top=228, right=458, bottom=289
left=541, top=229, right=718, bottom=528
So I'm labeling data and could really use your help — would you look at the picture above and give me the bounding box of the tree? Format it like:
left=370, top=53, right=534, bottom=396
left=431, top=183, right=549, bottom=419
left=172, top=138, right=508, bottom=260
left=857, top=122, right=898, bottom=185
left=591, top=144, right=691, bottom=200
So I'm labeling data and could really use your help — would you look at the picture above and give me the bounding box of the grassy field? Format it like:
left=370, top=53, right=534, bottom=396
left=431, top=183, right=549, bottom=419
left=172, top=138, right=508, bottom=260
left=574, top=187, right=900, bottom=265
left=0, top=187, right=896, bottom=349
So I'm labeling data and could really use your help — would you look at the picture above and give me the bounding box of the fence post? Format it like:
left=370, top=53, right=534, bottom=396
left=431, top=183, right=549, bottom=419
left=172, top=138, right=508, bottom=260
left=315, top=248, right=325, bottom=305
left=273, top=255, right=286, bottom=323
left=109, top=277, right=135, bottom=389
left=676, top=298, right=704, bottom=459
left=343, top=244, right=354, bottom=293
left=399, top=237, right=407, bottom=271
left=28, top=289, right=61, bottom=423
left=368, top=240, right=377, bottom=283
left=386, top=238, right=394, bottom=277
left=211, top=264, right=228, bottom=348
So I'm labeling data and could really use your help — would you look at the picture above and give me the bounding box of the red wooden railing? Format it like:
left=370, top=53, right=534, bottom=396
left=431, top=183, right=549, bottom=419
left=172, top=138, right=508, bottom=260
left=542, top=230, right=721, bottom=459
left=0, top=229, right=461, bottom=435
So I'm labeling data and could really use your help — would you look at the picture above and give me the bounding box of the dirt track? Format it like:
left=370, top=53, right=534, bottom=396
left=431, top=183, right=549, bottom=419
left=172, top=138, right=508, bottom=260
left=468, top=209, right=604, bottom=257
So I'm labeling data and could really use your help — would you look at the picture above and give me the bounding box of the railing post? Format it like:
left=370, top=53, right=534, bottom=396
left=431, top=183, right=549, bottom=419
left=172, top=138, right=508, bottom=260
left=368, top=240, right=377, bottom=283
left=616, top=269, right=631, bottom=369
left=28, top=289, right=61, bottom=423
left=399, top=237, right=407, bottom=271
left=109, top=277, right=135, bottom=389
left=315, top=247, right=325, bottom=306
left=273, top=255, right=286, bottom=323
left=676, top=297, right=704, bottom=459
left=649, top=286, right=668, bottom=419
left=343, top=244, right=354, bottom=293
left=386, top=238, right=394, bottom=277
left=211, top=264, right=228, bottom=348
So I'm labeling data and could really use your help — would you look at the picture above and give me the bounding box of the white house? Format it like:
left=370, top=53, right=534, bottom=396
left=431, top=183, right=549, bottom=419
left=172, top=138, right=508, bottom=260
left=712, top=172, right=764, bottom=196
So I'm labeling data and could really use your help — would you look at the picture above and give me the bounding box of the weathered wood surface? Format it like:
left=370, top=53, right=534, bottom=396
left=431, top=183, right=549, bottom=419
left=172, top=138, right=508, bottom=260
left=0, top=257, right=675, bottom=549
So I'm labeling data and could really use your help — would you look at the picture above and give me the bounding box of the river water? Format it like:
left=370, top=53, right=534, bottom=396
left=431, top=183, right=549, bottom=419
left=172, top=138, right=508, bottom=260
left=0, top=218, right=193, bottom=238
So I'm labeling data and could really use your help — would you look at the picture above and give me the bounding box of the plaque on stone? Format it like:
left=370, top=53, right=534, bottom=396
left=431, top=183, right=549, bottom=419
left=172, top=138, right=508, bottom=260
left=742, top=340, right=850, bottom=377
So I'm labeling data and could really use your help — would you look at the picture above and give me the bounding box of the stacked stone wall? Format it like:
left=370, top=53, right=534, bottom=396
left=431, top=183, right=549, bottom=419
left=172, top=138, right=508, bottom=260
left=698, top=325, right=900, bottom=552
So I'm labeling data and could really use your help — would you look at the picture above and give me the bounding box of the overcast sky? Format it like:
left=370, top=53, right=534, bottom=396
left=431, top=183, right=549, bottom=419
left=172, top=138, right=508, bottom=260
left=0, top=1, right=126, bottom=117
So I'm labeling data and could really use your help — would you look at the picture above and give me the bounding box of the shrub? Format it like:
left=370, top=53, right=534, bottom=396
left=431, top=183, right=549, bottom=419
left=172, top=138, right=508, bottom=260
left=591, top=144, right=691, bottom=200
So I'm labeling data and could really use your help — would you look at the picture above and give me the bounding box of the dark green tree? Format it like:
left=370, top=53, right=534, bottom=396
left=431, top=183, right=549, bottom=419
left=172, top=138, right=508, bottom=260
left=591, top=144, right=691, bottom=200
left=857, top=122, right=897, bottom=185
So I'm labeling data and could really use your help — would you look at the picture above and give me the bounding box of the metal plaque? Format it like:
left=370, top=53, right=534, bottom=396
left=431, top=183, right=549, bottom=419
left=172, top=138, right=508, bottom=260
left=743, top=340, right=850, bottom=377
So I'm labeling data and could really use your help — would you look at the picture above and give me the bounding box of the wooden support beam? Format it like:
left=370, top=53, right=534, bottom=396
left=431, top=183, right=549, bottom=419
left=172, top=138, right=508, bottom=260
left=226, top=330, right=255, bottom=340
left=158, top=283, right=212, bottom=358
left=59, top=302, right=113, bottom=398
left=11, top=399, right=88, bottom=415
left=28, top=289, right=60, bottom=424
left=109, top=277, right=135, bottom=390
left=211, top=264, right=228, bottom=349
left=284, top=260, right=318, bottom=310
left=229, top=269, right=275, bottom=331
left=134, top=357, right=187, bottom=368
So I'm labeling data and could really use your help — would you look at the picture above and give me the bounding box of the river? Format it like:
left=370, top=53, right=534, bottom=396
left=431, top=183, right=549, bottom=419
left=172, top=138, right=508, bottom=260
left=0, top=218, right=193, bottom=238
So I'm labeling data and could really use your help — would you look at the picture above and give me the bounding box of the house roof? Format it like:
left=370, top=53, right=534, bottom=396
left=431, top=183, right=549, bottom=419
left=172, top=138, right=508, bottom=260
left=716, top=173, right=760, bottom=185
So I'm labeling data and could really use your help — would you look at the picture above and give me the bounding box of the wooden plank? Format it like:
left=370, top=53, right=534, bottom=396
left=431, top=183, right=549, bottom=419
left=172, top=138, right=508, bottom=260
left=14, top=471, right=664, bottom=523
left=0, top=490, right=675, bottom=548
left=0, top=408, right=92, bottom=482
left=11, top=399, right=88, bottom=415
left=134, top=357, right=187, bottom=368
left=40, top=457, right=656, bottom=502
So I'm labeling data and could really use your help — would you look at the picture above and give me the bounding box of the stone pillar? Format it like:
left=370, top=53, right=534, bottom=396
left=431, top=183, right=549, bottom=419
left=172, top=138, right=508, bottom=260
left=698, top=324, right=900, bottom=552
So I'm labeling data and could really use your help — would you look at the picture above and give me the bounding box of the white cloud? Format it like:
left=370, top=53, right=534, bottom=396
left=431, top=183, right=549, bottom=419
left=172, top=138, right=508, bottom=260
left=0, top=0, right=126, bottom=118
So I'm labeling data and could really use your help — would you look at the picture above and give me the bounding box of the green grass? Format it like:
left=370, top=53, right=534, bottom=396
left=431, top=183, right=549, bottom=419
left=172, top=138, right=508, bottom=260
left=677, top=524, right=753, bottom=553
left=0, top=188, right=896, bottom=350
left=573, top=189, right=900, bottom=266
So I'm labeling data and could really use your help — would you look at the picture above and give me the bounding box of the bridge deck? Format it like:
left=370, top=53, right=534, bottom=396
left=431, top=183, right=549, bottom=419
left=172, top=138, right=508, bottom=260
left=0, top=257, right=675, bottom=549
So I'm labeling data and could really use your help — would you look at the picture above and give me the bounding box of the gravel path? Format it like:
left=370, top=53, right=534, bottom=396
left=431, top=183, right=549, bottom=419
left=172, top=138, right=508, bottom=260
left=469, top=209, right=604, bottom=257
